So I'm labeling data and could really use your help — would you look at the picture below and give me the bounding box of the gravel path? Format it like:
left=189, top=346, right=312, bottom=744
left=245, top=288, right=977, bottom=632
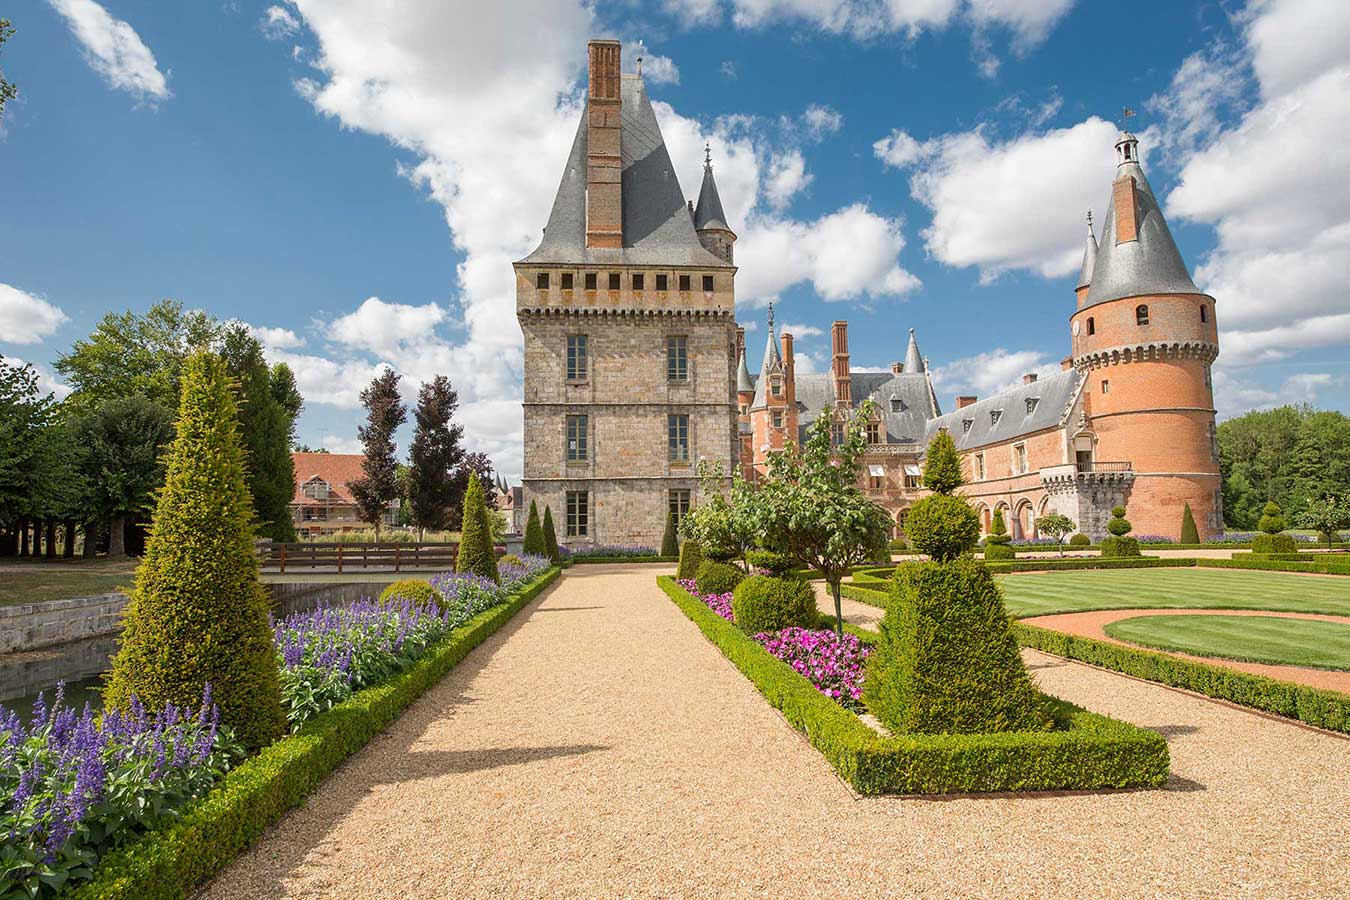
left=1022, top=608, right=1350, bottom=692
left=198, top=564, right=1349, bottom=900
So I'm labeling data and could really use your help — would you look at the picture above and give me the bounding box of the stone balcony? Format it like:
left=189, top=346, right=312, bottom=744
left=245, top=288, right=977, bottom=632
left=1041, top=460, right=1134, bottom=489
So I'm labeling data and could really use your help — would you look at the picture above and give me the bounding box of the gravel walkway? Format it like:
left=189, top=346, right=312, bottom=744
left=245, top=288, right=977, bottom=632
left=1020, top=608, right=1350, bottom=692
left=198, top=565, right=1349, bottom=900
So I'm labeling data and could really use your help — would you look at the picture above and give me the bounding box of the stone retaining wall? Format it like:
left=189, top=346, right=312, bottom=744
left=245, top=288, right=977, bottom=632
left=0, top=593, right=129, bottom=654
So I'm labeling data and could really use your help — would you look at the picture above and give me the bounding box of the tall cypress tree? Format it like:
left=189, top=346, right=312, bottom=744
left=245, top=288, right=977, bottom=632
left=523, top=501, right=545, bottom=556
left=105, top=352, right=284, bottom=749
left=542, top=506, right=559, bottom=561
left=407, top=375, right=465, bottom=540
left=221, top=325, right=298, bottom=541
left=349, top=368, right=406, bottom=541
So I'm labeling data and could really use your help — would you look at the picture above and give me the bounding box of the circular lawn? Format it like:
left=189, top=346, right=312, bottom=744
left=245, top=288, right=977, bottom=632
left=1102, top=613, right=1350, bottom=671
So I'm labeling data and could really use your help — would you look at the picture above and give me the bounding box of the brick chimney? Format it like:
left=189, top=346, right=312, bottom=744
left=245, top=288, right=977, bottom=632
left=585, top=40, right=623, bottom=249
left=736, top=326, right=745, bottom=360
left=891, top=362, right=903, bottom=375
left=831, top=321, right=851, bottom=406
left=1061, top=356, right=1073, bottom=371
left=1022, top=373, right=1038, bottom=385
left=1112, top=175, right=1139, bottom=244
left=782, top=332, right=796, bottom=412
left=956, top=395, right=978, bottom=409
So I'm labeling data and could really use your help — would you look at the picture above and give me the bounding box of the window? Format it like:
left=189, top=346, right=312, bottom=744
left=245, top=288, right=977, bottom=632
left=1200, top=304, right=1207, bottom=323
left=890, top=397, right=904, bottom=413
left=1136, top=304, right=1150, bottom=325
left=701, top=274, right=714, bottom=292
left=1013, top=443, right=1028, bottom=475
left=990, top=409, right=1002, bottom=425
left=668, top=489, right=691, bottom=529
left=302, top=507, right=328, bottom=521
left=1204, top=366, right=1213, bottom=390
left=566, top=335, right=588, bottom=381
left=1086, top=317, right=1095, bottom=336
left=770, top=377, right=782, bottom=397
left=656, top=273, right=668, bottom=291
left=1123, top=144, right=1132, bottom=161
left=566, top=491, right=589, bottom=537
left=903, top=468, right=921, bottom=489
left=678, top=274, right=691, bottom=292
left=866, top=422, right=880, bottom=444
left=565, top=414, right=588, bottom=461
left=668, top=414, right=690, bottom=461
left=584, top=272, right=597, bottom=291
left=632, top=273, right=645, bottom=291
left=560, top=272, right=573, bottom=290
left=1025, top=398, right=1038, bottom=415
left=536, top=272, right=550, bottom=290
left=1101, top=379, right=1110, bottom=395
left=975, top=453, right=985, bottom=480
left=1209, top=421, right=1219, bottom=461
left=771, top=410, right=783, bottom=428
left=961, top=418, right=973, bottom=434
left=666, top=336, right=689, bottom=381
left=608, top=272, right=621, bottom=291
left=302, top=479, right=330, bottom=500
left=831, top=423, right=844, bottom=447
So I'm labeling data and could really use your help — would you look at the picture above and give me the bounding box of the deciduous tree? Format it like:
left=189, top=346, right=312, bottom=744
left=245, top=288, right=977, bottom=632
left=407, top=375, right=464, bottom=540
left=348, top=369, right=406, bottom=541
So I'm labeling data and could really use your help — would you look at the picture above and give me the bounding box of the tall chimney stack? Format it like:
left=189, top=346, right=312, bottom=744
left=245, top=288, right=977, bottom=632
left=586, top=40, right=623, bottom=249
left=831, top=321, right=851, bottom=406
left=1022, top=373, right=1038, bottom=385
left=957, top=396, right=978, bottom=409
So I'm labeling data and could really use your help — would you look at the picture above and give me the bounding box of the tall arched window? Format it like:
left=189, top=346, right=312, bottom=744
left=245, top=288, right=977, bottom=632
left=1086, top=317, right=1095, bottom=336
left=1200, top=304, right=1207, bottom=323
left=1136, top=304, right=1150, bottom=326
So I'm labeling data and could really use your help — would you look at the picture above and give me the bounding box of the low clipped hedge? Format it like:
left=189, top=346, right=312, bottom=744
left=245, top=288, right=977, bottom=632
left=563, top=555, right=677, bottom=566
left=70, top=567, right=561, bottom=900
left=980, top=557, right=1194, bottom=573
left=1252, top=533, right=1299, bottom=555
left=1014, top=622, right=1349, bottom=734
left=982, top=542, right=1016, bottom=561
left=841, top=583, right=889, bottom=607
left=1196, top=557, right=1350, bottom=575
left=659, top=577, right=1169, bottom=795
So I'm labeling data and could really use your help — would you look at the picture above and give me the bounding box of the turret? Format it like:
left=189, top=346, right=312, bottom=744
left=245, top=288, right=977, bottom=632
left=694, top=144, right=736, bottom=264
left=1068, top=130, right=1221, bottom=540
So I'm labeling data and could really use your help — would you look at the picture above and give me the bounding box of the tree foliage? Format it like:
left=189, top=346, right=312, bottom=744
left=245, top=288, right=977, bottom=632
left=406, top=375, right=465, bottom=537
left=907, top=430, right=979, bottom=562
left=678, top=460, right=757, bottom=566
left=0, top=357, right=58, bottom=531
left=921, top=430, right=965, bottom=494
left=660, top=510, right=678, bottom=557
left=104, top=352, right=284, bottom=749
left=348, top=369, right=406, bottom=539
left=1035, top=513, right=1075, bottom=556
left=0, top=19, right=18, bottom=122
left=1219, top=405, right=1350, bottom=529
left=1256, top=500, right=1286, bottom=535
left=449, top=451, right=497, bottom=528
left=522, top=501, right=545, bottom=556
left=1298, top=495, right=1349, bottom=549
left=755, top=401, right=891, bottom=636
left=541, top=505, right=559, bottom=561
left=455, top=472, right=498, bottom=582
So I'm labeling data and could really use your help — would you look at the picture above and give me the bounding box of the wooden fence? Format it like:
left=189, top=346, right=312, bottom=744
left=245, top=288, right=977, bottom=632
left=261, top=542, right=460, bottom=574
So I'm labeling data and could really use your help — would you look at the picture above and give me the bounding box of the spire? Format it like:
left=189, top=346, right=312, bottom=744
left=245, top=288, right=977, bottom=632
left=903, top=328, right=924, bottom=374
left=761, top=302, right=782, bottom=373
left=1076, top=211, right=1098, bottom=291
left=693, top=147, right=730, bottom=233
left=736, top=349, right=754, bottom=393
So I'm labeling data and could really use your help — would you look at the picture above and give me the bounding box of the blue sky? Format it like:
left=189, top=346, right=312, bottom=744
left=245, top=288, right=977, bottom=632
left=3, top=0, right=1348, bottom=481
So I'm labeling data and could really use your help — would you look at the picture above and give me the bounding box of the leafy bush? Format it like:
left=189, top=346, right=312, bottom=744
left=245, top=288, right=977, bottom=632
left=0, top=687, right=240, bottom=899
left=888, top=538, right=907, bottom=552
left=1069, top=533, right=1091, bottom=547
left=1100, top=536, right=1142, bottom=558
left=864, top=559, right=1052, bottom=734
left=498, top=553, right=523, bottom=568
left=455, top=473, right=498, bottom=582
left=1257, top=500, right=1287, bottom=535
left=561, top=545, right=662, bottom=560
left=731, top=575, right=818, bottom=635
left=983, top=541, right=1016, bottom=560
left=985, top=508, right=1010, bottom=545
left=1106, top=506, right=1133, bottom=537
left=661, top=511, right=678, bottom=558
left=104, top=352, right=285, bottom=750
left=541, top=505, right=560, bottom=562
left=1251, top=533, right=1298, bottom=554
left=695, top=559, right=744, bottom=595
left=746, top=548, right=792, bottom=575
left=676, top=540, right=704, bottom=580
left=377, top=579, right=440, bottom=606
left=906, top=495, right=980, bottom=562
left=522, top=501, right=545, bottom=556
left=921, top=430, right=965, bottom=494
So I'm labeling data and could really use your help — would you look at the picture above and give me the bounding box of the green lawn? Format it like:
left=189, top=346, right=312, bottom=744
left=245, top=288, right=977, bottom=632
left=998, top=569, right=1350, bottom=618
left=0, top=557, right=138, bottom=606
left=1103, top=614, right=1350, bottom=671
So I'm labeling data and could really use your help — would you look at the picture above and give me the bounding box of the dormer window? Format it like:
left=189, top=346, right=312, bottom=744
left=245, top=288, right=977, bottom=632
left=990, top=409, right=1002, bottom=426
left=961, top=418, right=973, bottom=434
left=1025, top=398, right=1038, bottom=415
left=302, top=479, right=330, bottom=501
left=890, top=397, right=905, bottom=413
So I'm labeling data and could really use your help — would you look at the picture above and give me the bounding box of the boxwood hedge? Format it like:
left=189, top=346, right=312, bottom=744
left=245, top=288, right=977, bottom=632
left=659, top=577, right=1169, bottom=795
left=68, top=567, right=561, bottom=900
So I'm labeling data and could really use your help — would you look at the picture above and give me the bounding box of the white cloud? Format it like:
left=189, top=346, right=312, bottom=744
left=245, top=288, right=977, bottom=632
left=779, top=321, right=824, bottom=337
left=930, top=347, right=1058, bottom=400
left=0, top=284, right=70, bottom=344
left=5, top=358, right=72, bottom=401
left=268, top=350, right=390, bottom=409
left=624, top=42, right=680, bottom=85
left=261, top=5, right=301, bottom=40
left=328, top=296, right=449, bottom=358
left=802, top=103, right=843, bottom=138
left=763, top=150, right=811, bottom=210
left=242, top=323, right=304, bottom=351
left=879, top=117, right=1118, bottom=282
left=1212, top=368, right=1341, bottom=419
left=1141, top=44, right=1247, bottom=161
left=47, top=0, right=171, bottom=102
left=791, top=350, right=823, bottom=374
left=319, top=433, right=363, bottom=454
left=1244, top=0, right=1350, bottom=100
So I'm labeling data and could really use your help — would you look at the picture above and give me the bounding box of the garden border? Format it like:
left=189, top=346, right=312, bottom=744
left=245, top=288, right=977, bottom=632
left=65, top=567, right=561, bottom=900
left=1196, top=557, right=1350, bottom=575
left=658, top=576, right=1169, bottom=795
left=562, top=555, right=677, bottom=566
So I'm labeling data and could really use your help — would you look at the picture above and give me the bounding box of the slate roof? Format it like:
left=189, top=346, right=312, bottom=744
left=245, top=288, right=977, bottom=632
left=693, top=161, right=731, bottom=232
left=792, top=372, right=940, bottom=445
left=1077, top=219, right=1098, bottom=291
left=520, top=75, right=729, bottom=268
left=924, top=369, right=1082, bottom=451
left=1083, top=142, right=1201, bottom=307
left=736, top=351, right=755, bottom=392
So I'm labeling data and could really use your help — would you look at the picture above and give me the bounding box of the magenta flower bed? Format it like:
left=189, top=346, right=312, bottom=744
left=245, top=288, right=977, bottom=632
left=676, top=579, right=869, bottom=711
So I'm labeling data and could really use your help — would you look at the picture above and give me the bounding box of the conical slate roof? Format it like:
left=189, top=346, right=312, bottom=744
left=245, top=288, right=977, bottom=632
left=736, top=349, right=754, bottom=392
left=1083, top=142, right=1201, bottom=307
left=693, top=159, right=731, bottom=233
left=1076, top=215, right=1098, bottom=291
left=903, top=328, right=924, bottom=374
left=520, top=75, right=727, bottom=267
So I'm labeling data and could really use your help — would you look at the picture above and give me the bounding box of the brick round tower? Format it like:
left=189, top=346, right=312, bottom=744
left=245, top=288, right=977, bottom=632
left=1068, top=131, right=1222, bottom=540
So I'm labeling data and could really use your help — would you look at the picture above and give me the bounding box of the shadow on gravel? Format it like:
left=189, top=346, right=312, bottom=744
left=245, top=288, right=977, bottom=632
left=1164, top=775, right=1207, bottom=792
left=1152, top=724, right=1201, bottom=739
left=533, top=606, right=606, bottom=612
left=379, top=743, right=608, bottom=779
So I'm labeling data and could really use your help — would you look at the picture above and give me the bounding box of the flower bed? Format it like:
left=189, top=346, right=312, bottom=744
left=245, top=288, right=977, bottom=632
left=559, top=544, right=659, bottom=560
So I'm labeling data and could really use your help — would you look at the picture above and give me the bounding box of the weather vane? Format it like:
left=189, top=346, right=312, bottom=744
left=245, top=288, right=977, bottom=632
left=1120, top=107, right=1136, bottom=130
left=635, top=40, right=644, bottom=78
left=704, top=141, right=711, bottom=166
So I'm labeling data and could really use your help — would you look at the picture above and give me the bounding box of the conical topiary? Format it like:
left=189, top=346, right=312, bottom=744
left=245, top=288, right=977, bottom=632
left=864, top=559, right=1052, bottom=734
left=541, top=505, right=559, bottom=562
left=1181, top=502, right=1201, bottom=544
left=456, top=472, right=498, bottom=582
left=1101, top=506, right=1141, bottom=558
left=104, top=352, right=284, bottom=750
left=983, top=508, right=1015, bottom=560
left=661, top=511, right=679, bottom=557
left=1257, top=500, right=1285, bottom=536
left=676, top=540, right=703, bottom=580
left=523, top=500, right=545, bottom=556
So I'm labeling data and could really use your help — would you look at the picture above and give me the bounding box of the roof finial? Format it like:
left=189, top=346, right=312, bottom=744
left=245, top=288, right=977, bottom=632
left=635, top=40, right=644, bottom=78
left=1086, top=209, right=1094, bottom=234
left=704, top=141, right=711, bottom=167
left=767, top=300, right=774, bottom=332
left=1119, top=106, right=1136, bottom=132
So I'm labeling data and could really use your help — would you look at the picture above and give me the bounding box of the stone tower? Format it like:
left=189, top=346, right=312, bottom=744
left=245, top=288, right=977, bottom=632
left=514, top=40, right=739, bottom=548
left=1068, top=130, right=1222, bottom=538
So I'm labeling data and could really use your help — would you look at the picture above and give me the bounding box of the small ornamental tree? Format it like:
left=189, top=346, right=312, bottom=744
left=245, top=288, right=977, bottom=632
left=679, top=461, right=757, bottom=567
left=983, top=508, right=1014, bottom=560
left=523, top=501, right=545, bottom=556
left=660, top=510, right=679, bottom=557
left=756, top=401, right=891, bottom=637
left=541, top=505, right=560, bottom=561
left=1257, top=500, right=1286, bottom=535
left=676, top=539, right=703, bottom=580
left=1253, top=499, right=1297, bottom=554
left=349, top=369, right=407, bottom=541
left=1035, top=513, right=1076, bottom=556
left=1298, top=495, right=1349, bottom=550
left=456, top=473, right=498, bottom=582
left=1101, top=506, right=1141, bottom=558
left=906, top=431, right=980, bottom=562
left=104, top=352, right=284, bottom=749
